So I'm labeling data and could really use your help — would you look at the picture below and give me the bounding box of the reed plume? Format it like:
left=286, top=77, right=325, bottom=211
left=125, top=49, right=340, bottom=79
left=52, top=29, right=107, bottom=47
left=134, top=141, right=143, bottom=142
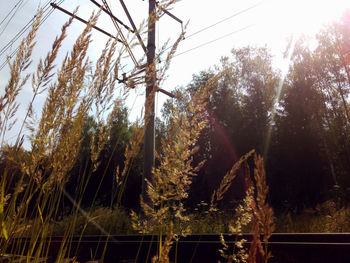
left=250, top=153, right=275, bottom=263
left=0, top=10, right=43, bottom=146
left=131, top=70, right=225, bottom=263
left=214, top=153, right=275, bottom=263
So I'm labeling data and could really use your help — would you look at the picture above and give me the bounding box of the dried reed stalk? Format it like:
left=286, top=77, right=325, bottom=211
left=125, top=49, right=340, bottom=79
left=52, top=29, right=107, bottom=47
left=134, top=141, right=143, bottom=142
left=216, top=153, right=275, bottom=263
left=0, top=11, right=43, bottom=146
left=211, top=149, right=255, bottom=210
left=250, top=153, right=275, bottom=263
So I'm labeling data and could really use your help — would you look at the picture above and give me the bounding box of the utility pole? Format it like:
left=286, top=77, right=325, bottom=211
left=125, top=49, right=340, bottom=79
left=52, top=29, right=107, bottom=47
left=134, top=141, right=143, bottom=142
left=143, top=0, right=156, bottom=203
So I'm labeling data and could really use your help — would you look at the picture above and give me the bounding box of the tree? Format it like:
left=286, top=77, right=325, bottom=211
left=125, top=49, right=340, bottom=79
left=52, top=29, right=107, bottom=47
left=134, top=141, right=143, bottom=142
left=269, top=40, right=330, bottom=210
left=312, top=13, right=350, bottom=191
left=161, top=47, right=279, bottom=208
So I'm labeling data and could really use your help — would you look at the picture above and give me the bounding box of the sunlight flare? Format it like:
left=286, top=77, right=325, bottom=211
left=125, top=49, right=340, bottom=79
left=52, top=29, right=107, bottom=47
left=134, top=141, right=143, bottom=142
left=266, top=0, right=350, bottom=38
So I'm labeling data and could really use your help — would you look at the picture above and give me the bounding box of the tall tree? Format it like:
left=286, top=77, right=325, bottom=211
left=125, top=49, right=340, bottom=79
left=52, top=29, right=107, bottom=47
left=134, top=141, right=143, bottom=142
left=269, top=41, right=330, bottom=210
left=161, top=47, right=279, bottom=207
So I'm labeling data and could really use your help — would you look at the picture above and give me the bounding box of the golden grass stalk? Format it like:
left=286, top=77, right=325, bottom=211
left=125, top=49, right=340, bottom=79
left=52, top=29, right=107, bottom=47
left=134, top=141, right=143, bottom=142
left=250, top=153, right=275, bottom=263
left=210, top=149, right=255, bottom=210
left=16, top=12, right=75, bottom=149
left=89, top=38, right=120, bottom=169
left=131, top=70, right=226, bottom=263
left=114, top=118, right=144, bottom=206
left=219, top=184, right=254, bottom=263
left=0, top=11, right=44, bottom=257
left=28, top=11, right=99, bottom=188
left=151, top=222, right=174, bottom=263
left=215, top=153, right=275, bottom=263
left=0, top=10, right=113, bottom=262
left=0, top=10, right=43, bottom=146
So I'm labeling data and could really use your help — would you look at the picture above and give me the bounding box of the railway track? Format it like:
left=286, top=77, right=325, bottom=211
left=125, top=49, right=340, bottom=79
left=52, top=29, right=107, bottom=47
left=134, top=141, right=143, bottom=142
left=5, top=233, right=350, bottom=262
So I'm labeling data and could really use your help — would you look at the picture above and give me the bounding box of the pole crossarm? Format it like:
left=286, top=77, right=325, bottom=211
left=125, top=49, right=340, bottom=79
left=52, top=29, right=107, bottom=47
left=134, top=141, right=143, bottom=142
left=158, top=88, right=176, bottom=98
left=155, top=1, right=183, bottom=32
left=119, top=0, right=148, bottom=55
left=156, top=4, right=182, bottom=24
left=101, top=0, right=139, bottom=67
left=88, top=0, right=134, bottom=33
left=51, top=3, right=123, bottom=43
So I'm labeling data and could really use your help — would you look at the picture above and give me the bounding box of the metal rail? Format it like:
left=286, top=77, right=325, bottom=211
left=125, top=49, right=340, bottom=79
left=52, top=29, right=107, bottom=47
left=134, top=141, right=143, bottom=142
left=6, top=233, right=350, bottom=263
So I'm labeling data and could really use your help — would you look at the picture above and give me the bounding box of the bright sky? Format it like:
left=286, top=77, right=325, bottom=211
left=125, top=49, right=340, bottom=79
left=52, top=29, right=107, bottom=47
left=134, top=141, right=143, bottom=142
left=0, top=0, right=349, bottom=145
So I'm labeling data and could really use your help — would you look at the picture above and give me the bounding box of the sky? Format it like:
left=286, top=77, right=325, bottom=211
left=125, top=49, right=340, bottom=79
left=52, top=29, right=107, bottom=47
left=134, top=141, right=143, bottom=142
left=0, top=0, right=349, bottom=145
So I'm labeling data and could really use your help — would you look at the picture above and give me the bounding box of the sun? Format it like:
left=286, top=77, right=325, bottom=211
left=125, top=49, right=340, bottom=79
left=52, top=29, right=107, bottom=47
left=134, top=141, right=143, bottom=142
left=264, top=0, right=350, bottom=38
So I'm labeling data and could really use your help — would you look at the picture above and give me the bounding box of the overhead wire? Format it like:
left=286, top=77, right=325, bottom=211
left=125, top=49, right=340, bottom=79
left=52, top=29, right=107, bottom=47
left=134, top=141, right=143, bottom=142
left=185, top=0, right=263, bottom=40
left=173, top=24, right=255, bottom=58
left=0, top=0, right=23, bottom=28
left=101, top=0, right=139, bottom=66
left=0, top=0, right=261, bottom=70
left=0, top=0, right=56, bottom=57
left=160, top=0, right=263, bottom=56
left=0, top=0, right=25, bottom=38
left=0, top=0, right=64, bottom=71
left=161, top=2, right=264, bottom=60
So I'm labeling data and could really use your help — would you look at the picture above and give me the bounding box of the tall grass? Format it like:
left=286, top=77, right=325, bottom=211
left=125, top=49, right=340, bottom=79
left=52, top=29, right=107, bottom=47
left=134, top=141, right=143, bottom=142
left=0, top=7, right=144, bottom=262
left=131, top=69, right=228, bottom=262
left=214, top=153, right=275, bottom=263
left=0, top=2, right=275, bottom=263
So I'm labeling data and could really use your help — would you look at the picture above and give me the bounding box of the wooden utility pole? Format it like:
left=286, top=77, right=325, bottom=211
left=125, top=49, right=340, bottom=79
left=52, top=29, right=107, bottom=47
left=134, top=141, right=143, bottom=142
left=143, top=0, right=156, bottom=203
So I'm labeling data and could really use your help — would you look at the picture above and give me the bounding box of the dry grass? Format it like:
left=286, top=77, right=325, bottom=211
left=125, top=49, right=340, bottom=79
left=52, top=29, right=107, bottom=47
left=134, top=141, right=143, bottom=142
left=0, top=2, right=277, bottom=263
left=210, top=149, right=255, bottom=210
left=0, top=7, right=139, bottom=262
left=0, top=1, right=195, bottom=262
left=131, top=70, right=226, bottom=263
left=0, top=11, right=42, bottom=147
left=214, top=153, right=275, bottom=263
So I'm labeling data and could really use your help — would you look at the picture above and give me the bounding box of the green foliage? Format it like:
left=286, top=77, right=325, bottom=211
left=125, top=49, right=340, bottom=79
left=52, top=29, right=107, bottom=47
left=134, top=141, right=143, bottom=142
left=51, top=207, right=135, bottom=236
left=158, top=13, right=350, bottom=212
left=162, top=47, right=279, bottom=208
left=276, top=201, right=350, bottom=233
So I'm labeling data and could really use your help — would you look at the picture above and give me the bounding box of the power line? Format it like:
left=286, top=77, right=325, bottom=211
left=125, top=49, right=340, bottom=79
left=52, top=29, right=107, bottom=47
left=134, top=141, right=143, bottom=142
left=0, top=0, right=34, bottom=39
left=185, top=1, right=263, bottom=40
left=0, top=0, right=56, bottom=58
left=88, top=0, right=134, bottom=33
left=0, top=0, right=23, bottom=28
left=0, top=0, right=25, bottom=38
left=162, top=1, right=262, bottom=54
left=173, top=24, right=254, bottom=58
left=0, top=47, right=19, bottom=71
left=101, top=0, right=139, bottom=66
left=0, top=18, right=33, bottom=57
left=0, top=0, right=63, bottom=71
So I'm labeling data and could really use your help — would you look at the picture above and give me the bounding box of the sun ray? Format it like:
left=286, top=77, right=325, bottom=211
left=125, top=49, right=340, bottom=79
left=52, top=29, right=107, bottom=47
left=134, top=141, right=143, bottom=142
left=264, top=35, right=297, bottom=159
